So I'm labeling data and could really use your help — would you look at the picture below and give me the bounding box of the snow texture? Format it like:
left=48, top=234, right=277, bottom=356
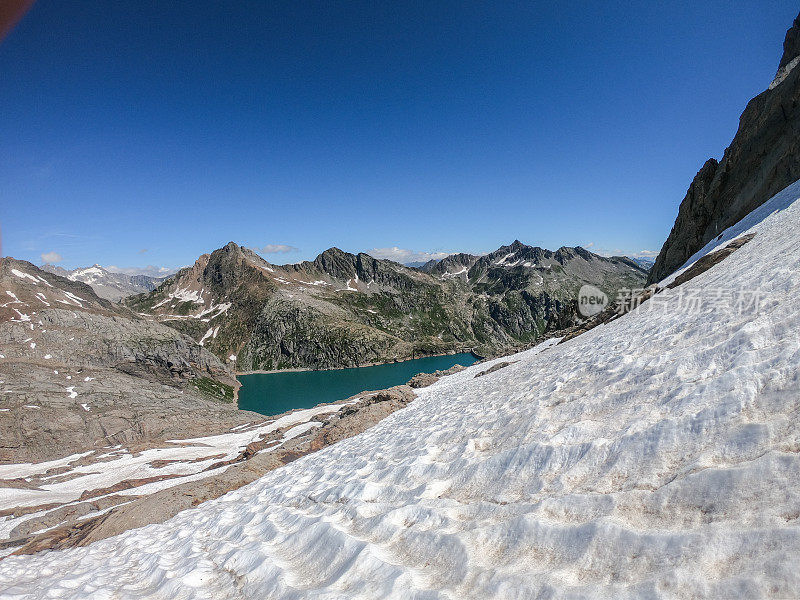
left=0, top=403, right=356, bottom=515
left=2, top=181, right=800, bottom=597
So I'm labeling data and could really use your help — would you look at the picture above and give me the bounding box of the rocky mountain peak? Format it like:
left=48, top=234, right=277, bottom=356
left=554, top=246, right=593, bottom=263
left=313, top=247, right=358, bottom=279
left=778, top=14, right=800, bottom=72
left=221, top=241, right=243, bottom=256
left=316, top=247, right=347, bottom=260
left=770, top=15, right=800, bottom=90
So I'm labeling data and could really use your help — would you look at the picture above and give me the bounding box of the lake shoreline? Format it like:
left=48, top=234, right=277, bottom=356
left=235, top=349, right=481, bottom=376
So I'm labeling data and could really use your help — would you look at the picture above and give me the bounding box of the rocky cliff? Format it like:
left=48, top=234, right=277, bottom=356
left=649, top=13, right=800, bottom=282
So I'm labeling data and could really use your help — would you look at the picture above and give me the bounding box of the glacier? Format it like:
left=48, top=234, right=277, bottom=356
left=1, top=181, right=800, bottom=597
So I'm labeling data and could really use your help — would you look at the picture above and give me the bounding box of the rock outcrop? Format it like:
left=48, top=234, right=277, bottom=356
left=649, top=13, right=800, bottom=282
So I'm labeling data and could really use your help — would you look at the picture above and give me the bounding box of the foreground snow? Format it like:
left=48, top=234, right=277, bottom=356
left=0, top=402, right=361, bottom=552
left=2, top=185, right=800, bottom=597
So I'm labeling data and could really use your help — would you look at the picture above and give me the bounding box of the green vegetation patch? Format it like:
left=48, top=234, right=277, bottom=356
left=190, top=376, right=235, bottom=402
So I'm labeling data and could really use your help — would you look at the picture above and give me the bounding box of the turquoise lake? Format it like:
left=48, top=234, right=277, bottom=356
left=237, top=353, right=478, bottom=416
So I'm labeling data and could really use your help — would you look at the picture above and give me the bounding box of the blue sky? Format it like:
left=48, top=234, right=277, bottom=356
left=1, top=1, right=797, bottom=270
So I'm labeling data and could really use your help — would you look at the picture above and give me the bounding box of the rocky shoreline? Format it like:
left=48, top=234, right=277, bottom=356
left=235, top=348, right=478, bottom=376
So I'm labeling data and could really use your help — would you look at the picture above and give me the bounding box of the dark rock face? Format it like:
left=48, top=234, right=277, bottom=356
left=779, top=14, right=800, bottom=72
left=649, top=13, right=800, bottom=283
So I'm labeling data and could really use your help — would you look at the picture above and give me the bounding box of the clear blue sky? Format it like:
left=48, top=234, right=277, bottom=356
left=1, top=1, right=797, bottom=270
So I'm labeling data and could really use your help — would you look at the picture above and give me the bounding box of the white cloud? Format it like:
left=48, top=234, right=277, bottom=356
left=258, top=244, right=299, bottom=254
left=365, top=247, right=456, bottom=264
left=41, top=251, right=63, bottom=263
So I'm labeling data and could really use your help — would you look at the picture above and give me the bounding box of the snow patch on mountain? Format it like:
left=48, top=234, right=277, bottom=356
left=769, top=55, right=800, bottom=89
left=10, top=270, right=39, bottom=284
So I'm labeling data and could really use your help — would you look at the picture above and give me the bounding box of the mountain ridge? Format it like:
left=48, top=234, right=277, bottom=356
left=127, top=239, right=647, bottom=371
left=40, top=263, right=172, bottom=302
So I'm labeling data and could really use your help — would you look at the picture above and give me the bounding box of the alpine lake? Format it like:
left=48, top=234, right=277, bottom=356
left=238, top=352, right=478, bottom=415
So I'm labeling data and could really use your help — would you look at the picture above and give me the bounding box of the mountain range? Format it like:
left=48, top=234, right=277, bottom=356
left=125, top=240, right=647, bottom=371
left=40, top=264, right=171, bottom=302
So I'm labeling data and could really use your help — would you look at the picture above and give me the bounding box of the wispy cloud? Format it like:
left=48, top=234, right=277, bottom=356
left=257, top=244, right=299, bottom=254
left=20, top=231, right=101, bottom=252
left=365, top=247, right=456, bottom=264
left=40, top=251, right=63, bottom=263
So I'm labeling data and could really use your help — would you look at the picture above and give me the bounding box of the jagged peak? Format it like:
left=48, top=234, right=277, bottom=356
left=206, top=242, right=249, bottom=264
left=778, top=13, right=800, bottom=72
left=316, top=246, right=349, bottom=259
left=311, top=247, right=358, bottom=278
left=71, top=263, right=105, bottom=272
left=769, top=13, right=800, bottom=90
left=554, top=246, right=595, bottom=261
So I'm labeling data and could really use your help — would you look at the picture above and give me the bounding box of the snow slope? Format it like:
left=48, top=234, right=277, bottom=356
left=0, top=401, right=360, bottom=544
left=2, top=181, right=800, bottom=597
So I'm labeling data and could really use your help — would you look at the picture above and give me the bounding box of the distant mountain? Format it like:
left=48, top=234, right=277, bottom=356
left=41, top=264, right=172, bottom=302
left=650, top=15, right=800, bottom=282
left=127, top=240, right=647, bottom=371
left=627, top=256, right=655, bottom=271
left=403, top=261, right=430, bottom=268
